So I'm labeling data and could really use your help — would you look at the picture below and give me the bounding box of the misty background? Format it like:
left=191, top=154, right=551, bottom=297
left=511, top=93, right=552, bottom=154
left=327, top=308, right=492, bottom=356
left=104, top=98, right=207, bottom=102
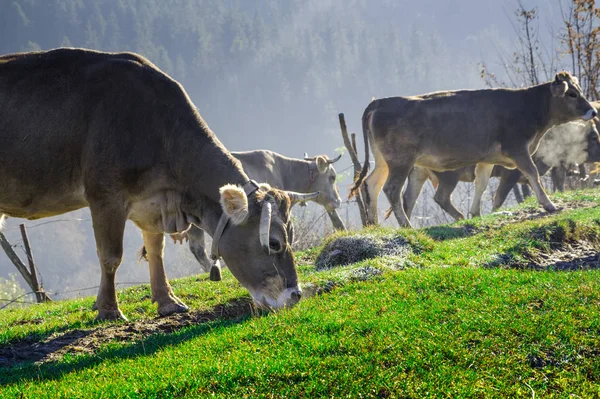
left=0, top=0, right=569, bottom=300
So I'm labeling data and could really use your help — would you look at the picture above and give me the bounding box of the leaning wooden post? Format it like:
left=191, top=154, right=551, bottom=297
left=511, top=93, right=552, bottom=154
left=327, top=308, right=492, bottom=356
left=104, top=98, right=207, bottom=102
left=0, top=232, right=34, bottom=289
left=338, top=113, right=368, bottom=226
left=19, top=224, right=50, bottom=302
left=351, top=132, right=369, bottom=226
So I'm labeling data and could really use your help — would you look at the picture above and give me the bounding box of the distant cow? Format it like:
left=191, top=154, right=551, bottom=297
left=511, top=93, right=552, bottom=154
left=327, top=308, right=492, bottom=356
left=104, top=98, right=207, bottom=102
left=403, top=115, right=600, bottom=220
left=351, top=72, right=596, bottom=227
left=492, top=115, right=600, bottom=210
left=179, top=150, right=344, bottom=271
left=0, top=48, right=318, bottom=320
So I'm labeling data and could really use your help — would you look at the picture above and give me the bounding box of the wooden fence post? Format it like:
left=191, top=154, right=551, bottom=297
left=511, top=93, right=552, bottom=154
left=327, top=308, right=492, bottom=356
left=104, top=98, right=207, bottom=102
left=338, top=112, right=368, bottom=227
left=0, top=228, right=51, bottom=303
left=19, top=224, right=49, bottom=303
left=327, top=210, right=346, bottom=231
left=0, top=232, right=34, bottom=288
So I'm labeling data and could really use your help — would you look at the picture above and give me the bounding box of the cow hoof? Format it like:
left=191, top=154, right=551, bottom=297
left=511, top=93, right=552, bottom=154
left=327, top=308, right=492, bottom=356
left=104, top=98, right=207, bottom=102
left=158, top=302, right=189, bottom=317
left=544, top=203, right=559, bottom=213
left=469, top=213, right=481, bottom=219
left=96, top=308, right=128, bottom=322
left=210, top=265, right=222, bottom=281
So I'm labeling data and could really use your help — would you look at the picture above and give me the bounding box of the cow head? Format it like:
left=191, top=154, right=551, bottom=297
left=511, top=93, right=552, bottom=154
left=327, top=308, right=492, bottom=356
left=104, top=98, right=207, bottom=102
left=304, top=153, right=343, bottom=210
left=549, top=72, right=597, bottom=122
left=216, top=183, right=318, bottom=309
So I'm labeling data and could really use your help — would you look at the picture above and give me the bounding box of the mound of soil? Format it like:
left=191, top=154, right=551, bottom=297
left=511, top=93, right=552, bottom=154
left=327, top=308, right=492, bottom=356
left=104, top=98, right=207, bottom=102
left=315, top=234, right=410, bottom=270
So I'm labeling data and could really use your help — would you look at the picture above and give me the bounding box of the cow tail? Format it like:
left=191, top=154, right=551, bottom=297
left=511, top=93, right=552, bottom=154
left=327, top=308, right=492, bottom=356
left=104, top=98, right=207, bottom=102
left=349, top=101, right=375, bottom=199
left=138, top=246, right=148, bottom=262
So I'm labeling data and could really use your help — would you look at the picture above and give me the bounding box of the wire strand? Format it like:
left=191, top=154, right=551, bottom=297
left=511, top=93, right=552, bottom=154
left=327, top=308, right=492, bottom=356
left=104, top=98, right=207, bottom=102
left=0, top=282, right=151, bottom=311
left=1, top=218, right=92, bottom=231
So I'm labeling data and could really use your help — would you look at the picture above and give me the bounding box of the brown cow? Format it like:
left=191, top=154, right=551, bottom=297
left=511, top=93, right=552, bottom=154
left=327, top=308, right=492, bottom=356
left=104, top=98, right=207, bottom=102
left=0, top=48, right=317, bottom=320
left=169, top=150, right=344, bottom=272
left=403, top=115, right=600, bottom=220
left=351, top=72, right=596, bottom=227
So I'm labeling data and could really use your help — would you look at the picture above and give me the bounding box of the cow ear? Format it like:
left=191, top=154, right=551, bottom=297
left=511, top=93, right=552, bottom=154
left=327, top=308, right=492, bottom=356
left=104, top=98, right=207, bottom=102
left=551, top=79, right=568, bottom=97
left=219, top=184, right=249, bottom=225
left=315, top=156, right=328, bottom=174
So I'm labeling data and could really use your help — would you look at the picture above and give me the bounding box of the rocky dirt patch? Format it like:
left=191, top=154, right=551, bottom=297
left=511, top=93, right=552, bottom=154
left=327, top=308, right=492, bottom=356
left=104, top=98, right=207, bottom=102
left=490, top=200, right=598, bottom=228
left=524, top=240, right=600, bottom=271
left=487, top=238, right=600, bottom=271
left=0, top=298, right=254, bottom=368
left=0, top=279, right=344, bottom=369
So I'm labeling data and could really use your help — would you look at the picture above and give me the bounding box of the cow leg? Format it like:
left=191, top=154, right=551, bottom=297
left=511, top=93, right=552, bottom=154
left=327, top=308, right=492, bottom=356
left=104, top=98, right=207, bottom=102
left=521, top=184, right=532, bottom=198
left=433, top=173, right=464, bottom=221
left=143, top=231, right=189, bottom=316
left=90, top=203, right=127, bottom=321
left=186, top=225, right=213, bottom=272
left=551, top=166, right=566, bottom=192
left=579, top=163, right=589, bottom=183
left=383, top=162, right=415, bottom=228
left=510, top=151, right=557, bottom=212
left=512, top=185, right=524, bottom=204
left=403, top=166, right=428, bottom=219
left=493, top=168, right=523, bottom=211
left=364, top=161, right=389, bottom=225
left=469, top=164, right=494, bottom=218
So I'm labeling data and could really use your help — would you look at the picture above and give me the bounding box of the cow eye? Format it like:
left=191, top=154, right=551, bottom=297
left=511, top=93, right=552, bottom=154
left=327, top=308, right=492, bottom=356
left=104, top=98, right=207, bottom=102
left=269, top=238, right=282, bottom=253
left=568, top=92, right=578, bottom=98
left=330, top=175, right=336, bottom=183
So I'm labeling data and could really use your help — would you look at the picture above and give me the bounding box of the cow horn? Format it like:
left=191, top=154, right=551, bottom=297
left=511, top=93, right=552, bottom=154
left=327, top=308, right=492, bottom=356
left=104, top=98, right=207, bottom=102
left=259, top=201, right=272, bottom=255
left=287, top=191, right=320, bottom=204
left=327, top=154, right=342, bottom=164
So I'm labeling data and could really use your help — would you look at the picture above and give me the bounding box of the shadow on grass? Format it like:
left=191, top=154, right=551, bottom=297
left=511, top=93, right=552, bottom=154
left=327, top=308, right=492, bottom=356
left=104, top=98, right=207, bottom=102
left=0, top=297, right=257, bottom=386
left=422, top=223, right=480, bottom=241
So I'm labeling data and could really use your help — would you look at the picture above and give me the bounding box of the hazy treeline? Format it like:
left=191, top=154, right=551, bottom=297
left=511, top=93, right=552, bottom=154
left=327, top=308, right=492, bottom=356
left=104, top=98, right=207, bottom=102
left=0, top=0, right=502, bottom=153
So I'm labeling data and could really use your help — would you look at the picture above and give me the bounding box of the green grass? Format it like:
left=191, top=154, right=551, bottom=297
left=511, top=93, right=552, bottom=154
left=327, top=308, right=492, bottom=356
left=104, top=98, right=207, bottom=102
left=1, top=189, right=600, bottom=398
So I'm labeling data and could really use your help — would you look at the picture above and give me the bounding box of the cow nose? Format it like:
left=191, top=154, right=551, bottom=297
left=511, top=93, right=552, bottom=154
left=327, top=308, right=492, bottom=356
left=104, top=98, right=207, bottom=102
left=290, top=289, right=302, bottom=303
left=592, top=110, right=598, bottom=118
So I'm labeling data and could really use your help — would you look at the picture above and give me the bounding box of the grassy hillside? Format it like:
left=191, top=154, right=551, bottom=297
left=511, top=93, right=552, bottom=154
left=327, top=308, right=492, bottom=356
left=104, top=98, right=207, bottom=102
left=1, top=190, right=599, bottom=398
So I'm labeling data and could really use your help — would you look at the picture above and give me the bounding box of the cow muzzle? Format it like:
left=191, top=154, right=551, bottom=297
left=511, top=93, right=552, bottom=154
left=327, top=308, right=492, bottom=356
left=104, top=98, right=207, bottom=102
left=250, top=286, right=303, bottom=309
left=327, top=197, right=342, bottom=210
left=583, top=108, right=597, bottom=121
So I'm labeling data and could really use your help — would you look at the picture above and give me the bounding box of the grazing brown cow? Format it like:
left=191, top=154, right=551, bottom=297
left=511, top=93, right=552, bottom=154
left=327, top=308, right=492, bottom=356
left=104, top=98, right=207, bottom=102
left=0, top=48, right=317, bottom=320
left=351, top=72, right=596, bottom=227
left=403, top=115, right=600, bottom=220
left=171, top=150, right=344, bottom=272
